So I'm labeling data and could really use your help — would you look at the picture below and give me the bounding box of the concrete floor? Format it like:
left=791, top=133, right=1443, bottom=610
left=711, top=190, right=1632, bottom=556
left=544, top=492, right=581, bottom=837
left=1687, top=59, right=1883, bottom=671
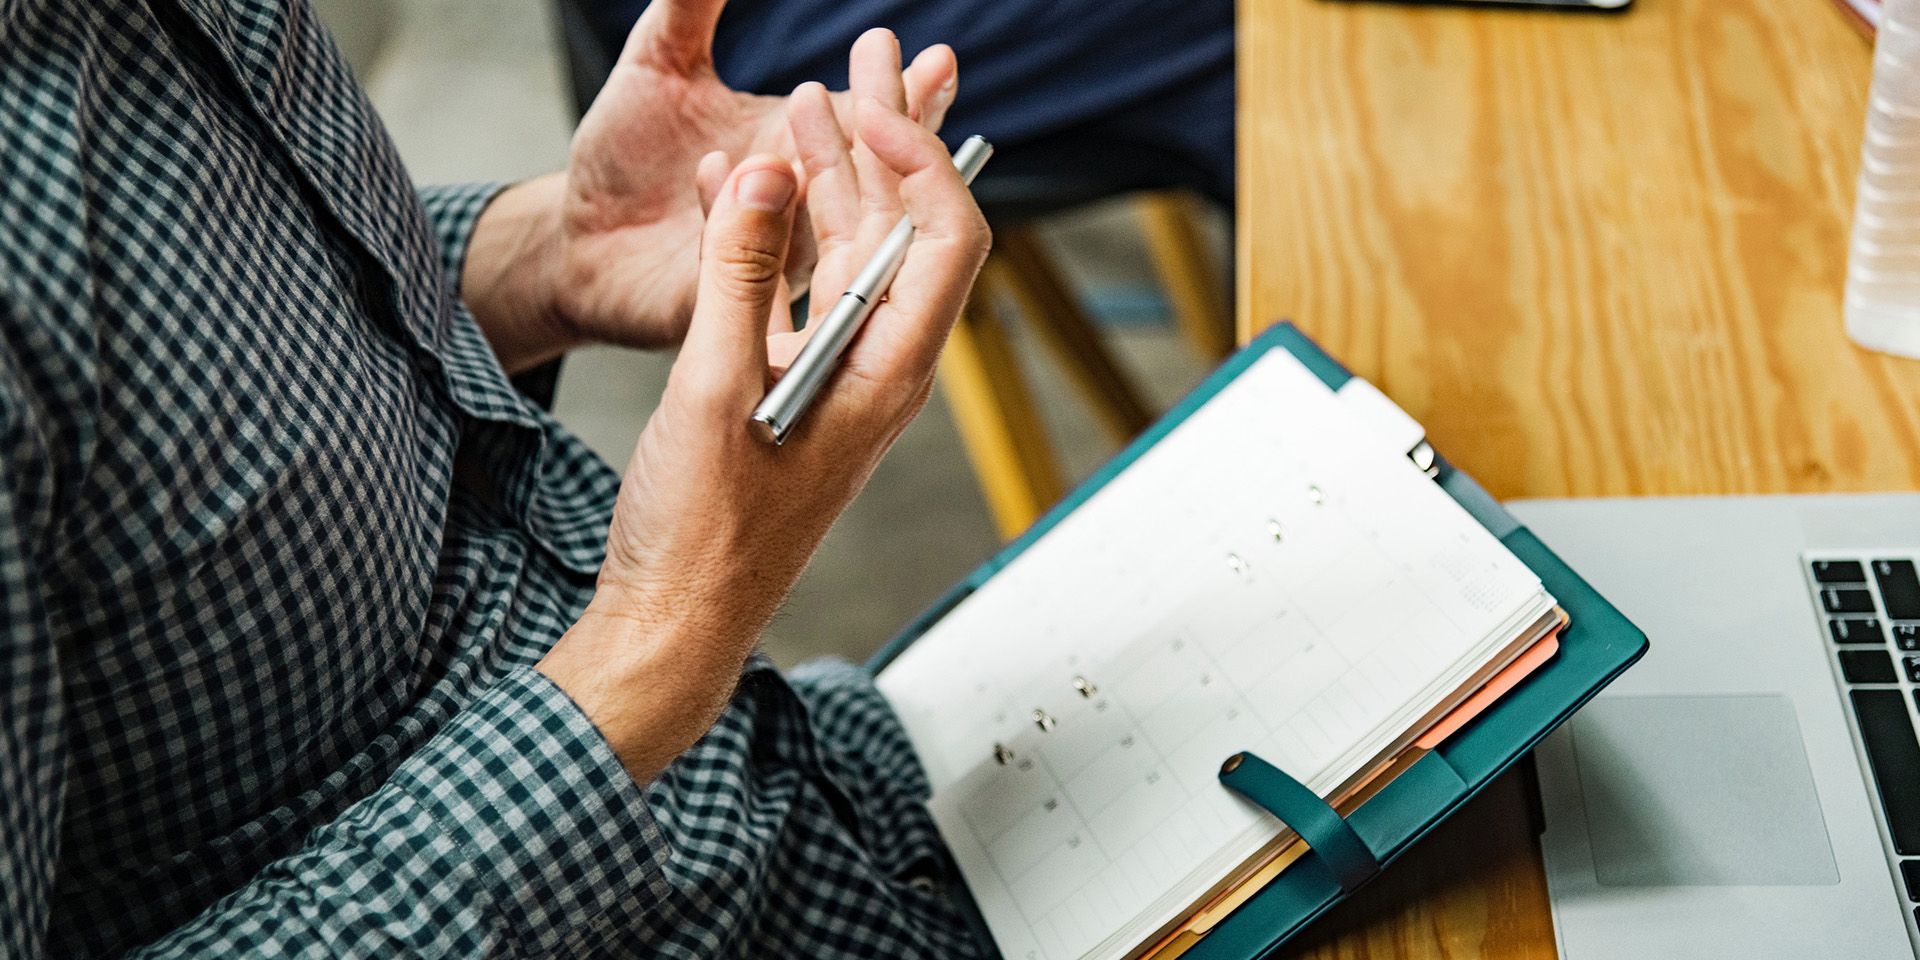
left=324, top=0, right=1226, bottom=666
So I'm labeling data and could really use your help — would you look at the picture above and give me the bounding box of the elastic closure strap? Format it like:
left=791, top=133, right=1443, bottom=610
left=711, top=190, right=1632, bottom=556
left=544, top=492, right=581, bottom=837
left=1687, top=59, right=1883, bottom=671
left=1218, top=751, right=1380, bottom=893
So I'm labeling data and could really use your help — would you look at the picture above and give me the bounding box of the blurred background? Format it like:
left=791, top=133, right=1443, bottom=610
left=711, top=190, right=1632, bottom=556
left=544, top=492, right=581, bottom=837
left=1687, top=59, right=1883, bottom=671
left=314, top=0, right=1226, bottom=667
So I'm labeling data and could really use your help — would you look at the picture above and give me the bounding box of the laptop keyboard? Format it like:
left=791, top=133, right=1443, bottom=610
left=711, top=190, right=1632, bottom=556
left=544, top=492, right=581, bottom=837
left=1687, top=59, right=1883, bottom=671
left=1808, top=556, right=1920, bottom=923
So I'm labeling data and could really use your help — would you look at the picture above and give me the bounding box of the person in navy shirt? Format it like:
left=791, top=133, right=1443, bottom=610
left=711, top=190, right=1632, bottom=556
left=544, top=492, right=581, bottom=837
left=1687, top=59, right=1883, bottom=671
left=565, top=0, right=1235, bottom=204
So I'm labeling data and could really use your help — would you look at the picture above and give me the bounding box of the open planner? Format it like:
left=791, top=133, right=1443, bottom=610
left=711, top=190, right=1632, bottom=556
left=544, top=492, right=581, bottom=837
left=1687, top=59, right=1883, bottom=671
left=871, top=324, right=1645, bottom=960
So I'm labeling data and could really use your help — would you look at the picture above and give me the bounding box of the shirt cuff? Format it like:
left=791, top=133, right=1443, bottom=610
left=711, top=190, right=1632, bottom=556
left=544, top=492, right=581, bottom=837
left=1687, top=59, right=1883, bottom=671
left=417, top=182, right=509, bottom=291
left=386, top=667, right=670, bottom=956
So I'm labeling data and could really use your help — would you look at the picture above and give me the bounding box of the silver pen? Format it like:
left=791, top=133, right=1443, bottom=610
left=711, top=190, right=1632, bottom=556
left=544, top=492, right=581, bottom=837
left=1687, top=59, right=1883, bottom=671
left=749, top=135, right=994, bottom=444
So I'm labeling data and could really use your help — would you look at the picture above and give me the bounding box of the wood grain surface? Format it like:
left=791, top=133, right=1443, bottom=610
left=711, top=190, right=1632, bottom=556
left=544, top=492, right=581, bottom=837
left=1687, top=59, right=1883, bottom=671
left=1239, top=0, right=1920, bottom=956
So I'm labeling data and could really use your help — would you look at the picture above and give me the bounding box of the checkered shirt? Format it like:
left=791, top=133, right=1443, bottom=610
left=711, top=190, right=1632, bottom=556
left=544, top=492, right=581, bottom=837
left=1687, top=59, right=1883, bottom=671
left=0, top=0, right=983, bottom=956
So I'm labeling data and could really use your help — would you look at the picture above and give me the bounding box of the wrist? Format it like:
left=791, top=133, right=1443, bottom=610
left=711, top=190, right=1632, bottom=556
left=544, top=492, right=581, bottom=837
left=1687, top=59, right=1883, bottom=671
left=461, top=172, right=585, bottom=374
left=538, top=585, right=759, bottom=784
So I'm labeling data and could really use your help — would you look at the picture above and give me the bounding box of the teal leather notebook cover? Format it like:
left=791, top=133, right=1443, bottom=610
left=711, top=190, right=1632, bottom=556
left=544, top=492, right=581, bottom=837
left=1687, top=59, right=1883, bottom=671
left=870, top=322, right=1647, bottom=959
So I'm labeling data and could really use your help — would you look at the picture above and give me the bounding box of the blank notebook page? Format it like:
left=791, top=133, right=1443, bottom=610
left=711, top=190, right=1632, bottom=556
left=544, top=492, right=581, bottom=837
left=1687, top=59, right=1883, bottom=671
left=876, top=350, right=1550, bottom=960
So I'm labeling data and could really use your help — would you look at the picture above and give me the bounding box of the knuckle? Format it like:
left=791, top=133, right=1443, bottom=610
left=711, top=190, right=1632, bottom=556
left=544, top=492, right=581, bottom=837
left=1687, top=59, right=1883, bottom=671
left=921, top=208, right=992, bottom=259
left=712, top=241, right=786, bottom=289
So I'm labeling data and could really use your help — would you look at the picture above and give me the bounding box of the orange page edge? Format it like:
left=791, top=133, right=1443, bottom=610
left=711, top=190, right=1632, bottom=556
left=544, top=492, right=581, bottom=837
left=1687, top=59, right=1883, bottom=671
left=1140, top=612, right=1569, bottom=959
left=1414, top=629, right=1562, bottom=749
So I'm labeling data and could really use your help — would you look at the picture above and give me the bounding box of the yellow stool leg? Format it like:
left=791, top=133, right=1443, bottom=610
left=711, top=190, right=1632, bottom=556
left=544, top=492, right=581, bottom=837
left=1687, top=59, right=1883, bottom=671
left=937, top=292, right=1066, bottom=540
left=1137, top=192, right=1233, bottom=362
left=989, top=229, right=1154, bottom=444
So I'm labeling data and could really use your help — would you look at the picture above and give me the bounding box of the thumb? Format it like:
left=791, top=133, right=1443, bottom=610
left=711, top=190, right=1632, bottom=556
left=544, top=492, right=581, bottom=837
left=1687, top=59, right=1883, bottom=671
left=676, top=155, right=800, bottom=409
left=622, top=0, right=727, bottom=73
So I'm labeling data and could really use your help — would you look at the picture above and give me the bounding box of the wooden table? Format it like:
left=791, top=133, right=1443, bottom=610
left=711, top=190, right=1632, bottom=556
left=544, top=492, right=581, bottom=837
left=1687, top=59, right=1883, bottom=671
left=1238, top=0, right=1920, bottom=956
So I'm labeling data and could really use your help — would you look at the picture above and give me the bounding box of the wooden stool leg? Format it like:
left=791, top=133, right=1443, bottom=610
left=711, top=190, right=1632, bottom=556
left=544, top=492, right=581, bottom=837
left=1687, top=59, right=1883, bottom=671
left=989, top=228, right=1155, bottom=444
left=1137, top=192, right=1234, bottom=361
left=937, top=292, right=1066, bottom=540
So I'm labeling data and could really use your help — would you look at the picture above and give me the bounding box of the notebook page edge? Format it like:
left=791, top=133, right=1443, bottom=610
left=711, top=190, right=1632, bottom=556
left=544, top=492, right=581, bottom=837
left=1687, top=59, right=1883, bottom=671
left=874, top=349, right=1549, bottom=960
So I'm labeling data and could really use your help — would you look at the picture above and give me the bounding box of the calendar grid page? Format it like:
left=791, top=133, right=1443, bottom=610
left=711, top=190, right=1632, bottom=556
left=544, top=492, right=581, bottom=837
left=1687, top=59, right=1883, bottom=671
left=877, top=350, right=1550, bottom=960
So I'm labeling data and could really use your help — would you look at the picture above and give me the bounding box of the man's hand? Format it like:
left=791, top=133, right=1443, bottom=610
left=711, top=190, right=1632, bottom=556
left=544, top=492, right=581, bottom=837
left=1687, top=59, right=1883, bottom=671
left=459, top=1, right=958, bottom=373
left=536, top=92, right=990, bottom=785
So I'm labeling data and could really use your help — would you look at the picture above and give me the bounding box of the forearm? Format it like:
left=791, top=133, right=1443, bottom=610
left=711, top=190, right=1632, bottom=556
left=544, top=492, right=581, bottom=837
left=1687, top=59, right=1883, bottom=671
left=457, top=174, right=587, bottom=375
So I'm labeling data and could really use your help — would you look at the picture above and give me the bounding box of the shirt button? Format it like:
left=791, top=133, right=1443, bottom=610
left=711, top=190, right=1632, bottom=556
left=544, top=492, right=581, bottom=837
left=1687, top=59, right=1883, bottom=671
left=905, top=874, right=940, bottom=894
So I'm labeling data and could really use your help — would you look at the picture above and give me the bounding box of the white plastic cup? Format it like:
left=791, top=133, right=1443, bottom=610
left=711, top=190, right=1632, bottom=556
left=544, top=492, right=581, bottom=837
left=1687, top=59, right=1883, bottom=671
left=1847, top=0, right=1920, bottom=357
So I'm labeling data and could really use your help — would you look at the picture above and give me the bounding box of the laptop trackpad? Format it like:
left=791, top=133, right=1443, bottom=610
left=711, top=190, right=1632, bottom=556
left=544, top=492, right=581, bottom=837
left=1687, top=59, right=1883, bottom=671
left=1570, top=695, right=1839, bottom=886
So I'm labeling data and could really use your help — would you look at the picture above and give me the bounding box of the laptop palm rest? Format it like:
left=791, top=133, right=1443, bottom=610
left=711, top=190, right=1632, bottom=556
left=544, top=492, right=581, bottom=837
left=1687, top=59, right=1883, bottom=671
left=1567, top=695, right=1836, bottom=887
left=1514, top=495, right=1920, bottom=960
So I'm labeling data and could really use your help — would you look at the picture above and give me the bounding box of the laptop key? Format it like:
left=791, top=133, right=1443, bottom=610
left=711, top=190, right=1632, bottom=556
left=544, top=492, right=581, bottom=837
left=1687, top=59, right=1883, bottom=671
left=1852, top=689, right=1920, bottom=855
left=1842, top=649, right=1900, bottom=684
left=1824, top=588, right=1877, bottom=614
left=1899, top=624, right=1920, bottom=652
left=1904, top=860, right=1920, bottom=899
left=1832, top=618, right=1887, bottom=645
left=1907, top=657, right=1920, bottom=683
left=1814, top=560, right=1868, bottom=583
left=1876, top=560, right=1920, bottom=620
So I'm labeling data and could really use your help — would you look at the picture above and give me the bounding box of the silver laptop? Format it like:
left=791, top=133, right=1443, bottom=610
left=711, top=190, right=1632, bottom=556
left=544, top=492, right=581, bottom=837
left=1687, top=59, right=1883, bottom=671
left=1509, top=494, right=1920, bottom=960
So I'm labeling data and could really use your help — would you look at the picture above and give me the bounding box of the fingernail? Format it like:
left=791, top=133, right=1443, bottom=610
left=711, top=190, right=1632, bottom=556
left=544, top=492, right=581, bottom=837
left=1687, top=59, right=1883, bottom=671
left=738, top=169, right=794, bottom=211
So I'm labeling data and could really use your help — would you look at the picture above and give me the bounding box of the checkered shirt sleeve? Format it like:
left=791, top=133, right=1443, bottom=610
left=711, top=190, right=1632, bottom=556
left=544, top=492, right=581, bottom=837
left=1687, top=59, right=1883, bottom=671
left=419, top=181, right=570, bottom=407
left=128, top=670, right=671, bottom=958
left=0, top=344, right=667, bottom=958
left=0, top=308, right=64, bottom=960
left=1, top=1, right=985, bottom=957
left=418, top=182, right=509, bottom=293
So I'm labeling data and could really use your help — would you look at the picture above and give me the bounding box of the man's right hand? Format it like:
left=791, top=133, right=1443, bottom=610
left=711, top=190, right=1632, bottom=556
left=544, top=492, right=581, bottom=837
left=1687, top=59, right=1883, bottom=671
left=535, top=84, right=990, bottom=785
